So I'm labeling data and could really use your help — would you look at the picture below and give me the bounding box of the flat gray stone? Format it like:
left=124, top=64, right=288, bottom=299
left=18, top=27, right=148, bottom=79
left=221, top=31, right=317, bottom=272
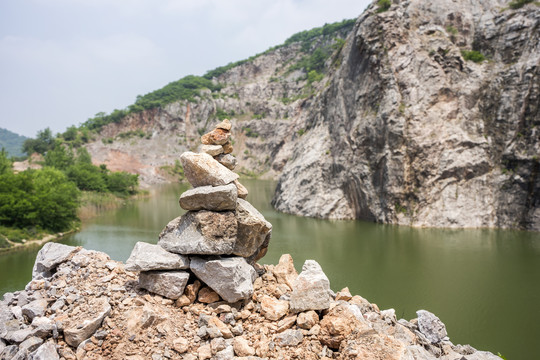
left=233, top=199, right=272, bottom=258
left=416, top=310, right=448, bottom=344
left=64, top=297, right=111, bottom=347
left=180, top=152, right=238, bottom=188
left=19, top=336, right=43, bottom=354
left=190, top=257, right=257, bottom=303
left=1, top=345, right=18, bottom=359
left=275, top=329, right=303, bottom=346
left=179, top=183, right=238, bottom=211
left=290, top=260, right=332, bottom=313
left=125, top=242, right=189, bottom=272
left=0, top=303, right=14, bottom=338
left=3, top=327, right=33, bottom=344
left=214, top=154, right=237, bottom=170
left=30, top=341, right=59, bottom=360
left=138, top=270, right=190, bottom=300
left=31, top=317, right=55, bottom=338
left=159, top=211, right=237, bottom=255
left=199, top=144, right=224, bottom=156
left=21, top=300, right=48, bottom=321
left=32, top=243, right=78, bottom=278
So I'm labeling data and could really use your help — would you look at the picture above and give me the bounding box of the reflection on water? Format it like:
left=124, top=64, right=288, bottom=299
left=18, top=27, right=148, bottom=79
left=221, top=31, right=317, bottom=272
left=1, top=179, right=539, bottom=360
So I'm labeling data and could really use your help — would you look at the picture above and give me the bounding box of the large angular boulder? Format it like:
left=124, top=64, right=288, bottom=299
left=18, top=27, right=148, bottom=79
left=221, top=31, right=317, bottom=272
left=139, top=271, right=190, bottom=300
left=32, top=243, right=79, bottom=278
left=416, top=310, right=448, bottom=344
left=179, top=184, right=237, bottom=211
left=190, top=257, right=257, bottom=303
left=159, top=211, right=237, bottom=255
left=180, top=152, right=238, bottom=187
left=125, top=242, right=189, bottom=272
left=63, top=297, right=111, bottom=347
left=289, top=260, right=333, bottom=313
left=233, top=199, right=272, bottom=258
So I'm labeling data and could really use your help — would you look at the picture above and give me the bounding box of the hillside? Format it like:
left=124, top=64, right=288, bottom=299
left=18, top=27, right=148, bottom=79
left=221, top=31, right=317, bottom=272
left=81, top=0, right=539, bottom=230
left=0, top=128, right=27, bottom=158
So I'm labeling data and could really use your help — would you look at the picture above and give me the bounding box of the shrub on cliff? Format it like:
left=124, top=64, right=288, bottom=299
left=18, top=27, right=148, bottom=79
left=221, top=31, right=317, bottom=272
left=509, top=0, right=534, bottom=9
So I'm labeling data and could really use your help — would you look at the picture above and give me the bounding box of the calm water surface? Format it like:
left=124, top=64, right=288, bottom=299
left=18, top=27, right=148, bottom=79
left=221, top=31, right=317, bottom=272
left=1, top=180, right=539, bottom=359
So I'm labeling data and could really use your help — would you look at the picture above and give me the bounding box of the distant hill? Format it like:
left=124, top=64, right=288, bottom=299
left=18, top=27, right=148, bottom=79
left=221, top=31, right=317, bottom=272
left=0, top=128, right=27, bottom=157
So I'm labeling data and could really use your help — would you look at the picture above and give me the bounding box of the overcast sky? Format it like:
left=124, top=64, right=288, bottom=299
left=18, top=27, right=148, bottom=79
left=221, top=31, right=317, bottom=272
left=0, top=0, right=371, bottom=138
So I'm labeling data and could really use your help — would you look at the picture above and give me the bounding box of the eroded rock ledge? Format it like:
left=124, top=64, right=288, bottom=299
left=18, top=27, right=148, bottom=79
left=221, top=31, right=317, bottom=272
left=0, top=243, right=499, bottom=360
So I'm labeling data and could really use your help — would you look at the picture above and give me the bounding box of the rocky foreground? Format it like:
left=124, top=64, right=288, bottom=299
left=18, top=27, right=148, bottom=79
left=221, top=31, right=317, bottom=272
left=0, top=244, right=499, bottom=360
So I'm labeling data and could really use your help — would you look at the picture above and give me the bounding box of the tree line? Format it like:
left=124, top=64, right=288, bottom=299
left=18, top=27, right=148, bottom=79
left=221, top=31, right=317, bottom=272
left=0, top=130, right=138, bottom=239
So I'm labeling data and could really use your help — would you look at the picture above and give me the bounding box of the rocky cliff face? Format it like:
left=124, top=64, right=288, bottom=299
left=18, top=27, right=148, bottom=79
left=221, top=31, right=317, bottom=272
left=84, top=0, right=539, bottom=230
left=272, top=0, right=540, bottom=230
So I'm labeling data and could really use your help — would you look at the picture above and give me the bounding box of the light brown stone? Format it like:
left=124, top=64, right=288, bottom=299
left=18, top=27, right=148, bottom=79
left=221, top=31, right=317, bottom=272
left=198, top=287, right=220, bottom=304
left=179, top=152, right=238, bottom=188
left=222, top=142, right=234, bottom=154
left=233, top=336, right=255, bottom=357
left=273, top=254, right=298, bottom=289
left=297, top=310, right=319, bottom=330
left=209, top=316, right=233, bottom=339
left=201, top=128, right=230, bottom=145
left=172, top=337, right=189, bottom=353
left=277, top=314, right=297, bottom=332
left=319, top=303, right=371, bottom=349
left=215, top=119, right=232, bottom=131
left=234, top=179, right=248, bottom=199
left=260, top=295, right=289, bottom=321
left=335, top=287, right=353, bottom=301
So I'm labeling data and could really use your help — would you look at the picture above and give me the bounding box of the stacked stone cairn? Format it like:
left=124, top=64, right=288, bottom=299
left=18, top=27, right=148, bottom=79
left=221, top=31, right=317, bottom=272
left=125, top=119, right=272, bottom=304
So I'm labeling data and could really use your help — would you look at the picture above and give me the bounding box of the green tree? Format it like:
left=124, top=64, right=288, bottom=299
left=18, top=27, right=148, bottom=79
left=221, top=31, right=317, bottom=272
left=66, top=163, right=107, bottom=192
left=75, top=147, right=92, bottom=165
left=62, top=126, right=78, bottom=142
left=0, top=168, right=79, bottom=231
left=106, top=171, right=139, bottom=196
left=44, top=142, right=75, bottom=171
left=0, top=148, right=12, bottom=175
left=22, top=128, right=55, bottom=155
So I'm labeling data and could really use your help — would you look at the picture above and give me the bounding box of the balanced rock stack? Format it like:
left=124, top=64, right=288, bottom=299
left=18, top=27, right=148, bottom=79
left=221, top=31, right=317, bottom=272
left=125, top=119, right=272, bottom=304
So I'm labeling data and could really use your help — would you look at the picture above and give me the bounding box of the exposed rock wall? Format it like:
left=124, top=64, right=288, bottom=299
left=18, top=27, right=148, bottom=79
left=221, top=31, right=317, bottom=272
left=84, top=0, right=539, bottom=230
left=272, top=0, right=540, bottom=230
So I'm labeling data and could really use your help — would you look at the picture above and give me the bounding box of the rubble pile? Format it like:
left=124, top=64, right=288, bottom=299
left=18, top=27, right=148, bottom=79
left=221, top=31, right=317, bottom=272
left=0, top=245, right=500, bottom=360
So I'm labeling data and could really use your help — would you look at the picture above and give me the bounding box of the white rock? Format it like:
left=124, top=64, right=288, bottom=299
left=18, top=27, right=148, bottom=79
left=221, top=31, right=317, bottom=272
left=179, top=183, right=237, bottom=211
left=289, top=260, right=332, bottom=313
left=64, top=297, right=111, bottom=347
left=125, top=242, right=189, bottom=272
left=180, top=152, right=238, bottom=188
left=138, top=271, right=190, bottom=300
left=190, top=257, right=257, bottom=303
left=32, top=243, right=78, bottom=278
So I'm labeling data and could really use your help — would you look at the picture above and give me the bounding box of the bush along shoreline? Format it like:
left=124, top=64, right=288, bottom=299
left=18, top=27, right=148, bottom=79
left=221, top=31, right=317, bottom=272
left=0, top=145, right=139, bottom=253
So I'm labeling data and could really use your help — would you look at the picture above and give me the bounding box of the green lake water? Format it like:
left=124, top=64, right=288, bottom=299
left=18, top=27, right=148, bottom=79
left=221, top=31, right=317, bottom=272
left=1, top=179, right=539, bottom=359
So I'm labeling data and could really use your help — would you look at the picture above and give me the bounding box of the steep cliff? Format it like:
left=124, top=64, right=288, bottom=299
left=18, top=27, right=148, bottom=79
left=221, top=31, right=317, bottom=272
left=84, top=22, right=353, bottom=185
left=84, top=0, right=539, bottom=230
left=272, top=0, right=540, bottom=230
